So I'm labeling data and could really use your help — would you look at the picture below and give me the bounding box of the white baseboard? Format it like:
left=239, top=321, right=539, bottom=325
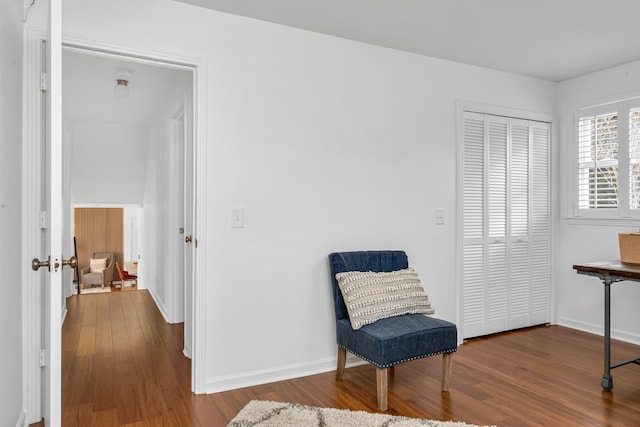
left=15, top=409, right=26, bottom=427
left=205, top=321, right=640, bottom=396
left=205, top=354, right=366, bottom=394
left=147, top=287, right=170, bottom=324
left=557, top=316, right=640, bottom=346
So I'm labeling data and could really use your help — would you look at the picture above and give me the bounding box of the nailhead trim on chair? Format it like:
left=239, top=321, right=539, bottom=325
left=339, top=345, right=456, bottom=369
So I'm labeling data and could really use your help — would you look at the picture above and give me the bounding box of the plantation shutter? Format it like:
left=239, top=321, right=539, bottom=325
left=630, top=108, right=640, bottom=210
left=461, top=111, right=551, bottom=339
left=577, top=111, right=619, bottom=210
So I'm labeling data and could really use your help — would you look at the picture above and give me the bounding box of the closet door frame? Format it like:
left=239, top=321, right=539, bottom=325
left=456, top=102, right=554, bottom=342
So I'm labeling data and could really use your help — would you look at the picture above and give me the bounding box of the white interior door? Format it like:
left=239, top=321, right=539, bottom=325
left=41, top=0, right=63, bottom=424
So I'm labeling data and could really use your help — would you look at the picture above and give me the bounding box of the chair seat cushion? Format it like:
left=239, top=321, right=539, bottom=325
left=81, top=272, right=103, bottom=285
left=336, top=313, right=457, bottom=368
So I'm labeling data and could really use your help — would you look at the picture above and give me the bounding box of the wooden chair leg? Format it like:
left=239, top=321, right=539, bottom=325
left=336, top=347, right=346, bottom=380
left=376, top=367, right=388, bottom=411
left=441, top=352, right=453, bottom=391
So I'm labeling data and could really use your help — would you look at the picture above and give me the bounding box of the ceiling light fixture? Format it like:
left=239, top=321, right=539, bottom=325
left=114, top=79, right=129, bottom=98
left=114, top=67, right=133, bottom=99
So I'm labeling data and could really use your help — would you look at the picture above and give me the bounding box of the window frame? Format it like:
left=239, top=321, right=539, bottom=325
left=572, top=97, right=640, bottom=220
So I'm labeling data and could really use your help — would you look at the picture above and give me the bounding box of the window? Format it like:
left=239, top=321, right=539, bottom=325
left=574, top=98, right=640, bottom=218
left=577, top=111, right=618, bottom=209
left=629, top=108, right=640, bottom=209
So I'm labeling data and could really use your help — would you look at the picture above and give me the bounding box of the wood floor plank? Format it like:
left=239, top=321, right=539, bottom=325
left=92, top=355, right=116, bottom=412
left=58, top=290, right=640, bottom=426
left=90, top=408, right=118, bottom=427
left=94, top=294, right=113, bottom=356
left=112, top=363, right=145, bottom=425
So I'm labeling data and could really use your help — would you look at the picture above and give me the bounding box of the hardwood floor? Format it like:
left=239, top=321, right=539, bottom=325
left=58, top=290, right=640, bottom=426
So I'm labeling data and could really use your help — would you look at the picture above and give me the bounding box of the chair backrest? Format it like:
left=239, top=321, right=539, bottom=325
left=328, top=250, right=408, bottom=321
left=114, top=261, right=126, bottom=281
left=93, top=252, right=114, bottom=268
left=91, top=252, right=115, bottom=283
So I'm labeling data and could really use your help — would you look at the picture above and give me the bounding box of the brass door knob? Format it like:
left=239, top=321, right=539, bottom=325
left=32, top=257, right=50, bottom=271
left=63, top=256, right=78, bottom=269
left=185, top=235, right=193, bottom=243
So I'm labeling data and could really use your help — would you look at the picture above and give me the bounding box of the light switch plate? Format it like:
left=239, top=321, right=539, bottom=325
left=435, top=208, right=445, bottom=225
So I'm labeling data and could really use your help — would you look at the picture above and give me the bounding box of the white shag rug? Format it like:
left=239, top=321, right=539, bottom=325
left=227, top=400, right=493, bottom=427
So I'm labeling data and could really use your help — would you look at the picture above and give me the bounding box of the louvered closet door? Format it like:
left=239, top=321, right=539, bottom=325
left=487, top=116, right=508, bottom=334
left=509, top=118, right=531, bottom=330
left=530, top=121, right=551, bottom=325
left=461, top=112, right=550, bottom=339
left=462, top=112, right=487, bottom=339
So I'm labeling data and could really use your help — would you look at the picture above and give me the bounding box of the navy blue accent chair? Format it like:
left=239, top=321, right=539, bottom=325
left=328, top=250, right=458, bottom=411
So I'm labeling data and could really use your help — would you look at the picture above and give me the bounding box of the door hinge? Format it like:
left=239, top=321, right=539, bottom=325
left=40, top=72, right=47, bottom=92
left=39, top=210, right=48, bottom=229
left=39, top=349, right=47, bottom=368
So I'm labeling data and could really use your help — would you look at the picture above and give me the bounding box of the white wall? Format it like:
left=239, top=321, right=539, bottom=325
left=556, top=60, right=640, bottom=342
left=70, top=121, right=148, bottom=204
left=0, top=0, right=24, bottom=425
left=123, top=206, right=139, bottom=262
left=60, top=0, right=557, bottom=392
left=141, top=116, right=167, bottom=302
left=142, top=72, right=191, bottom=323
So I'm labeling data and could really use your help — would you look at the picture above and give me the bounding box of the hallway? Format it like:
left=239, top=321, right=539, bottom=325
left=62, top=291, right=195, bottom=425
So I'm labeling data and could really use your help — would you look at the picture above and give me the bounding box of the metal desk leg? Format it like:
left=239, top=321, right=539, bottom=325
left=602, top=279, right=613, bottom=391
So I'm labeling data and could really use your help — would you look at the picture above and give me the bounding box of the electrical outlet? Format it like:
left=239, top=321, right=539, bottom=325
left=232, top=208, right=244, bottom=228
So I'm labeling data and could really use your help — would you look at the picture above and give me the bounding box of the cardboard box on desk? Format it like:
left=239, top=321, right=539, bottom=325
left=619, top=233, right=640, bottom=264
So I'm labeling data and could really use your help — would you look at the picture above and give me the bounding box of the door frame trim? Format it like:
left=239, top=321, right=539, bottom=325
left=455, top=101, right=555, bottom=342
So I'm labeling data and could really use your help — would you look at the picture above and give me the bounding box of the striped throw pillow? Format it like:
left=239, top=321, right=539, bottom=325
left=335, top=268, right=435, bottom=330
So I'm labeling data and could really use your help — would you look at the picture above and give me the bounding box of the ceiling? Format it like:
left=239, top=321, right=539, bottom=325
left=173, top=0, right=640, bottom=82
left=63, top=49, right=189, bottom=125
left=62, top=50, right=192, bottom=204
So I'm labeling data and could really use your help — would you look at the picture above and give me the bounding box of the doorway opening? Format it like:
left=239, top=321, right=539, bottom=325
left=61, top=45, right=196, bottom=381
